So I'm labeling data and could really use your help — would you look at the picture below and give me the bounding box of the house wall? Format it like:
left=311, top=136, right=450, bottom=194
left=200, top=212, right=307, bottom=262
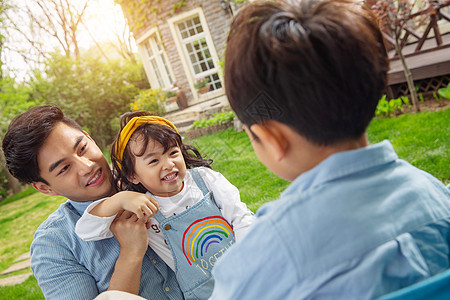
left=121, top=0, right=243, bottom=112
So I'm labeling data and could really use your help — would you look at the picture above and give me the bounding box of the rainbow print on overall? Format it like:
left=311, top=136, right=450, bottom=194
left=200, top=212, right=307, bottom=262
left=182, top=216, right=234, bottom=265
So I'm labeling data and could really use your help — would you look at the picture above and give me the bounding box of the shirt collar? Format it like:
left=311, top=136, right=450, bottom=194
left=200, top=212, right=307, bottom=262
left=284, top=140, right=398, bottom=195
left=68, top=199, right=99, bottom=215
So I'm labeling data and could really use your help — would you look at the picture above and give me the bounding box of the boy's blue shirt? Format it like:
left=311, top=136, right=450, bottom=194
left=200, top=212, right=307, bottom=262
left=211, top=140, right=450, bottom=299
left=30, top=199, right=184, bottom=300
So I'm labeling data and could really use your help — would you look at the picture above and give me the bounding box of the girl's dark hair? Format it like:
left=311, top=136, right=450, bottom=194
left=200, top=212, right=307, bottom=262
left=111, top=111, right=212, bottom=193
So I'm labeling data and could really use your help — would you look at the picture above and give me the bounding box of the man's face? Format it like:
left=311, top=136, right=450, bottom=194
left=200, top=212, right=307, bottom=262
left=33, top=122, right=115, bottom=202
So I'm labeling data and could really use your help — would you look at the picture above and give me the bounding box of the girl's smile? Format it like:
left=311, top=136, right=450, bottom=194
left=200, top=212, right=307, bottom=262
left=129, top=136, right=187, bottom=197
left=162, top=171, right=179, bottom=183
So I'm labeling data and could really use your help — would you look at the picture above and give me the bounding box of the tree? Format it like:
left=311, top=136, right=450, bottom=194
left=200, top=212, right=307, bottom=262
left=80, top=1, right=136, bottom=62
left=0, top=0, right=25, bottom=197
left=25, top=0, right=88, bottom=58
left=0, top=77, right=39, bottom=197
left=371, top=0, right=430, bottom=112
left=0, top=0, right=89, bottom=78
left=29, top=52, right=149, bottom=149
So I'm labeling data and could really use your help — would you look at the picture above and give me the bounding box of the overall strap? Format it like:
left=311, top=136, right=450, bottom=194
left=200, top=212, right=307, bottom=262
left=190, top=168, right=209, bottom=196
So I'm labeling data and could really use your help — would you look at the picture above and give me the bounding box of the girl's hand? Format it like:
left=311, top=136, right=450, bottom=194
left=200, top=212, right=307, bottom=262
left=117, top=191, right=159, bottom=223
left=90, top=191, right=158, bottom=222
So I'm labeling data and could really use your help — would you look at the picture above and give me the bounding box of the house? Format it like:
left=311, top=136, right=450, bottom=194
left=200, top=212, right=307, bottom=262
left=117, top=0, right=248, bottom=113
left=120, top=0, right=450, bottom=111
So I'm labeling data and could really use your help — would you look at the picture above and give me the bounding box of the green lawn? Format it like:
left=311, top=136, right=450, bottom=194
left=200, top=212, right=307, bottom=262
left=0, top=108, right=448, bottom=298
left=186, top=127, right=290, bottom=212
left=367, top=109, right=449, bottom=183
left=0, top=189, right=65, bottom=299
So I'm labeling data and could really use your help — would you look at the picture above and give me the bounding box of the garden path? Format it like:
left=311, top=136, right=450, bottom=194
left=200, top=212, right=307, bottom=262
left=0, top=252, right=32, bottom=286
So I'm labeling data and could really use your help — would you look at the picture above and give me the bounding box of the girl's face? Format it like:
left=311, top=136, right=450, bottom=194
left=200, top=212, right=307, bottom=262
left=129, top=136, right=186, bottom=197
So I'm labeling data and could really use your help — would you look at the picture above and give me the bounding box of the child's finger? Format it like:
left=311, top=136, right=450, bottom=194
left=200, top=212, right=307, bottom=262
left=134, top=207, right=145, bottom=219
left=136, top=211, right=152, bottom=224
left=145, top=195, right=159, bottom=210
left=145, top=201, right=159, bottom=214
left=142, top=206, right=154, bottom=218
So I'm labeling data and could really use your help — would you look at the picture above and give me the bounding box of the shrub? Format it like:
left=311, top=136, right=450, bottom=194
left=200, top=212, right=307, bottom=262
left=130, top=89, right=166, bottom=116
left=375, top=95, right=411, bottom=117
left=438, top=84, right=450, bottom=100
left=192, top=111, right=236, bottom=129
left=164, top=90, right=177, bottom=99
left=194, top=77, right=210, bottom=89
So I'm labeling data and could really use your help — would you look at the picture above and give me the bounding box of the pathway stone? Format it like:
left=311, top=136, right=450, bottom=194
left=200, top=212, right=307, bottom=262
left=0, top=273, right=32, bottom=287
left=0, top=259, right=31, bottom=276
left=14, top=252, right=30, bottom=262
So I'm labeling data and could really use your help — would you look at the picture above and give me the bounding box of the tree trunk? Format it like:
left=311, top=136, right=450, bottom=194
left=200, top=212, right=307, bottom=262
left=395, top=38, right=420, bottom=112
left=0, top=148, right=21, bottom=195
left=5, top=168, right=21, bottom=195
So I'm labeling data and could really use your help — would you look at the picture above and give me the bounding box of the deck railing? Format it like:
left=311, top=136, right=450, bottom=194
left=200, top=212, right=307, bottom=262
left=381, top=0, right=450, bottom=59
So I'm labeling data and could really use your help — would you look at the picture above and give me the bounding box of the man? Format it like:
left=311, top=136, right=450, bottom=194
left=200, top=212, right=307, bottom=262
left=2, top=105, right=184, bottom=299
left=211, top=0, right=450, bottom=299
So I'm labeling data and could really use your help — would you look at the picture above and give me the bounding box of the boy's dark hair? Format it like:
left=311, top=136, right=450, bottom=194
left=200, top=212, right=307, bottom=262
left=225, top=0, right=389, bottom=145
left=111, top=111, right=212, bottom=193
left=2, top=105, right=83, bottom=184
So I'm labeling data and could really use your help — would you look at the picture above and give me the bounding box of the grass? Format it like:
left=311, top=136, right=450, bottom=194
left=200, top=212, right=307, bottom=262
left=0, top=108, right=448, bottom=298
left=0, top=186, right=38, bottom=207
left=367, top=109, right=449, bottom=184
left=0, top=276, right=43, bottom=299
left=185, top=128, right=290, bottom=212
left=0, top=191, right=65, bottom=300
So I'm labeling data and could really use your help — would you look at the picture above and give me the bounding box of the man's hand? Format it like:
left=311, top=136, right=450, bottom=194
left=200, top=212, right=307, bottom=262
left=110, top=210, right=149, bottom=257
left=108, top=210, right=149, bottom=294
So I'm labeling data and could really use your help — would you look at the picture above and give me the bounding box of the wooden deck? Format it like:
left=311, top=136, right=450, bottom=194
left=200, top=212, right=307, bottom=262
left=387, top=33, right=450, bottom=85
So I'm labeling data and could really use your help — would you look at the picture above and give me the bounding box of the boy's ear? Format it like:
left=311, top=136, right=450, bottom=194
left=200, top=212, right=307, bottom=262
left=249, top=121, right=289, bottom=162
left=32, top=182, right=61, bottom=196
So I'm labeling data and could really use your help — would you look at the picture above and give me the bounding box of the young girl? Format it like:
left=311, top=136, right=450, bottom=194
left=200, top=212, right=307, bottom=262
left=75, top=111, right=255, bottom=299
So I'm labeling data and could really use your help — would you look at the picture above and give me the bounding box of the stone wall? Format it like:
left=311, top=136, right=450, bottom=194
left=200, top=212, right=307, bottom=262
left=120, top=0, right=239, bottom=109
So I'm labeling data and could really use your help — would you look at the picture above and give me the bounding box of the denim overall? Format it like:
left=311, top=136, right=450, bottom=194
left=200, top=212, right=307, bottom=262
left=153, top=168, right=236, bottom=300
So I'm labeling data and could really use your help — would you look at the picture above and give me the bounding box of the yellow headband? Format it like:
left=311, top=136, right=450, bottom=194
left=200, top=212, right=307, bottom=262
left=116, top=116, right=179, bottom=164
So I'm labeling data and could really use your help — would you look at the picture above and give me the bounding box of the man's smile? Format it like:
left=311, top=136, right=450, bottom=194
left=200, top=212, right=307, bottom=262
left=86, top=168, right=104, bottom=187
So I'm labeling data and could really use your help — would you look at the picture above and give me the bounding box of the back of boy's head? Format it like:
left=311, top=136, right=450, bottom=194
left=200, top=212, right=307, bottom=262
left=111, top=111, right=212, bottom=193
left=225, top=0, right=388, bottom=145
left=2, top=105, right=83, bottom=184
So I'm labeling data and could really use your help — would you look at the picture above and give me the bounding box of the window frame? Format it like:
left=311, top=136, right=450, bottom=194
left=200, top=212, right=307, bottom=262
left=136, top=27, right=175, bottom=89
left=168, top=8, right=224, bottom=100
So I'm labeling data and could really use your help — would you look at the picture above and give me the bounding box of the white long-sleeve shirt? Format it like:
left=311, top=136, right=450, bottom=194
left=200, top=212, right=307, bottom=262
left=75, top=167, right=255, bottom=271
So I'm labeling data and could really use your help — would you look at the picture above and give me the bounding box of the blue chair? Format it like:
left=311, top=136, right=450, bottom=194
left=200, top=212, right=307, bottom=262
left=376, top=269, right=450, bottom=300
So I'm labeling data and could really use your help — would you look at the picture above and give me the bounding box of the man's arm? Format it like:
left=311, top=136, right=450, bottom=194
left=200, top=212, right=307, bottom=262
left=108, top=210, right=150, bottom=294
left=31, top=228, right=100, bottom=299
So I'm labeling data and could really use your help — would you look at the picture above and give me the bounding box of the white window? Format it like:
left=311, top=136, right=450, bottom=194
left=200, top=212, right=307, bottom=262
left=169, top=8, right=223, bottom=96
left=138, top=30, right=175, bottom=89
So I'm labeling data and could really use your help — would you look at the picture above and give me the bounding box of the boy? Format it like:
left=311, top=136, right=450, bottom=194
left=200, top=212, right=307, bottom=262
left=211, top=0, right=450, bottom=299
left=2, top=106, right=183, bottom=299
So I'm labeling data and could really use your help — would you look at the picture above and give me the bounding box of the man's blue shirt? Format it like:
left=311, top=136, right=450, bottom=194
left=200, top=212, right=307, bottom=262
left=211, top=141, right=450, bottom=299
left=30, top=199, right=183, bottom=300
